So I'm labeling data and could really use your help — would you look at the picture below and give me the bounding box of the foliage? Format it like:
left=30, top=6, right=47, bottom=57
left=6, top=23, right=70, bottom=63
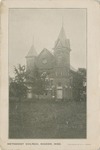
left=71, top=68, right=86, bottom=101
left=27, top=65, right=49, bottom=97
left=14, top=65, right=27, bottom=83
left=9, top=64, right=27, bottom=100
left=9, top=64, right=50, bottom=100
left=9, top=81, right=27, bottom=98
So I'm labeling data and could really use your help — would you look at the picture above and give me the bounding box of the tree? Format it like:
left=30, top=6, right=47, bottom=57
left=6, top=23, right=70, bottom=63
left=78, top=68, right=86, bottom=101
left=9, top=64, right=27, bottom=100
left=71, top=68, right=86, bottom=101
left=27, top=65, right=47, bottom=99
left=32, top=66, right=44, bottom=96
left=9, top=64, right=50, bottom=100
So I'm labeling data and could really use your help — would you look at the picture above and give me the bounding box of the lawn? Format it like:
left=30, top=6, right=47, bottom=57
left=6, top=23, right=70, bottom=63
left=9, top=99, right=86, bottom=139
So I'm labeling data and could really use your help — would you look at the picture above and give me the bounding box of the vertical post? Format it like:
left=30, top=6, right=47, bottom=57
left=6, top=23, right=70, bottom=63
left=27, top=86, right=32, bottom=99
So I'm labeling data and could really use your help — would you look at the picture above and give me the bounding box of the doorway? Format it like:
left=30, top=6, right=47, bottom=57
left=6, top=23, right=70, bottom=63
left=57, top=86, right=63, bottom=99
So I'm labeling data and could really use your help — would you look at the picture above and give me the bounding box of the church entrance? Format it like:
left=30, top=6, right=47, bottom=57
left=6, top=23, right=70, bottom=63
left=57, top=86, right=63, bottom=100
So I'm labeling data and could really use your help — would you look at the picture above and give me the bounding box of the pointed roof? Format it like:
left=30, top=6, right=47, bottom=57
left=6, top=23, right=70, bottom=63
left=54, top=26, right=70, bottom=49
left=26, top=44, right=37, bottom=58
left=38, top=48, right=54, bottom=58
left=58, top=26, right=66, bottom=41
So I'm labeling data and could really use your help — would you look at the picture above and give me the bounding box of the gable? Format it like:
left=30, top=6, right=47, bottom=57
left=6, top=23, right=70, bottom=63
left=36, top=48, right=55, bottom=70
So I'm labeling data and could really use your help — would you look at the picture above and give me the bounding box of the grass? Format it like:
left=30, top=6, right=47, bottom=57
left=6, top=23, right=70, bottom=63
left=9, top=99, right=86, bottom=139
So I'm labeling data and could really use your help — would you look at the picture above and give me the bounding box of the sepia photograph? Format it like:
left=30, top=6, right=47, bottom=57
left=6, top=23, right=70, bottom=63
left=9, top=8, right=87, bottom=139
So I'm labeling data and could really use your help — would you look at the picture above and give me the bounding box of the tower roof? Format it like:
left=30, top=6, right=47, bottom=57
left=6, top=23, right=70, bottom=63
left=26, top=44, right=37, bottom=58
left=58, top=26, right=66, bottom=41
left=54, top=26, right=70, bottom=50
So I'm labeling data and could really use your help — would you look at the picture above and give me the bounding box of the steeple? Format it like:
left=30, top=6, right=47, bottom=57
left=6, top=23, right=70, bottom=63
left=26, top=37, right=37, bottom=72
left=58, top=26, right=67, bottom=42
left=53, top=25, right=70, bottom=50
left=62, top=15, right=64, bottom=28
left=26, top=37, right=37, bottom=58
left=58, top=16, right=66, bottom=41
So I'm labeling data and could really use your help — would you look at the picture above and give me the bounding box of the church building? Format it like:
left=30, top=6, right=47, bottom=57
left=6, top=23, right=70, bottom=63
left=26, top=26, right=75, bottom=100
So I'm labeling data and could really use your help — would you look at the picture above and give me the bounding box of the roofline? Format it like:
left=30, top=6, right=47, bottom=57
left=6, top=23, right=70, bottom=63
left=37, top=48, right=54, bottom=58
left=53, top=47, right=71, bottom=52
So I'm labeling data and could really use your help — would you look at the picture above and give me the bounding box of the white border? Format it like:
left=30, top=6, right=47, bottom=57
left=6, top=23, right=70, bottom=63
left=0, top=0, right=100, bottom=150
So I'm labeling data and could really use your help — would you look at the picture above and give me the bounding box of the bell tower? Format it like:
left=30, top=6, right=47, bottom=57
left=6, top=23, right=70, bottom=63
left=26, top=39, right=37, bottom=73
left=53, top=26, right=71, bottom=67
left=53, top=25, right=72, bottom=100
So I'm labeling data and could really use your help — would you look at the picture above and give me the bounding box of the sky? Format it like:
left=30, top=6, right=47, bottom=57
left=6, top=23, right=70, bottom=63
left=9, top=8, right=86, bottom=77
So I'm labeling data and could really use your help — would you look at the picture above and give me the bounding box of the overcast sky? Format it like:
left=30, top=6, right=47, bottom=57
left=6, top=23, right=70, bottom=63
left=9, top=8, right=86, bottom=77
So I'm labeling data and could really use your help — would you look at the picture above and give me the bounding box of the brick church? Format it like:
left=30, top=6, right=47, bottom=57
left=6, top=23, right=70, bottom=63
left=26, top=25, right=76, bottom=100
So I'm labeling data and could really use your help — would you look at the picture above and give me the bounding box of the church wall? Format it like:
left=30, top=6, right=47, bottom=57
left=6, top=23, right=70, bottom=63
left=36, top=50, right=54, bottom=70
left=26, top=57, right=37, bottom=72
